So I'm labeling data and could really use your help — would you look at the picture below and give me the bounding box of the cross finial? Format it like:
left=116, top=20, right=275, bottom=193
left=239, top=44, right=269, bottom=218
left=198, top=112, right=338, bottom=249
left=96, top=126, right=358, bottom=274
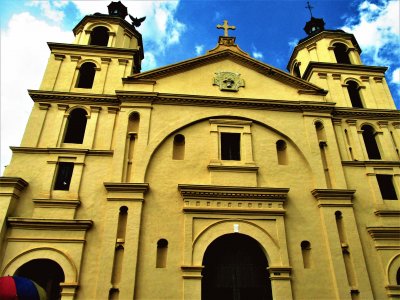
left=305, top=1, right=314, bottom=18
left=217, top=20, right=236, bottom=37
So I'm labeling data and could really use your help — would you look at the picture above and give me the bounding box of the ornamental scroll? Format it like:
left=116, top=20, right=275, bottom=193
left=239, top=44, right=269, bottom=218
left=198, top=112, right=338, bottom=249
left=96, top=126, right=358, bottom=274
left=213, top=71, right=245, bottom=92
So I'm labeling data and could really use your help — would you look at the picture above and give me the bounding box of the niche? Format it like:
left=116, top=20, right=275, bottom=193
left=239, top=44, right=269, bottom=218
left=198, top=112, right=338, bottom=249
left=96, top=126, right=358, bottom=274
left=173, top=134, right=185, bottom=160
left=156, top=239, right=168, bottom=268
left=301, top=240, right=311, bottom=268
left=276, top=140, right=288, bottom=165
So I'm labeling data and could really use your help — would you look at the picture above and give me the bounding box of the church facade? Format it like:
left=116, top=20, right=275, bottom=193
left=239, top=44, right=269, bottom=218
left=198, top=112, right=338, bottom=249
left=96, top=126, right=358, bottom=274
left=0, top=2, right=399, bottom=299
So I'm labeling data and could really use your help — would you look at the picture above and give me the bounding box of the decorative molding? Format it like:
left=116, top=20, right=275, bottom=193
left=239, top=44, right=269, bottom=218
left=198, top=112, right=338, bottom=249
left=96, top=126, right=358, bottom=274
left=374, top=210, right=400, bottom=217
left=386, top=285, right=400, bottom=298
left=334, top=108, right=400, bottom=120
left=181, top=266, right=204, bottom=279
left=179, top=184, right=289, bottom=215
left=367, top=226, right=400, bottom=240
left=38, top=103, right=51, bottom=110
left=7, top=217, right=93, bottom=230
left=342, top=161, right=400, bottom=167
left=213, top=71, right=245, bottom=92
left=104, top=182, right=149, bottom=202
left=311, top=189, right=355, bottom=207
left=116, top=90, right=335, bottom=113
left=10, top=147, right=113, bottom=156
left=48, top=42, right=138, bottom=56
left=207, top=164, right=259, bottom=173
left=33, top=198, right=81, bottom=209
left=29, top=90, right=119, bottom=104
left=0, top=177, right=29, bottom=192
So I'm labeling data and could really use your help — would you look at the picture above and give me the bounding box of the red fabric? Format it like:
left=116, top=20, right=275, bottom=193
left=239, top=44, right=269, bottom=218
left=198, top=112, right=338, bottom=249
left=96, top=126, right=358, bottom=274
left=0, top=276, right=18, bottom=300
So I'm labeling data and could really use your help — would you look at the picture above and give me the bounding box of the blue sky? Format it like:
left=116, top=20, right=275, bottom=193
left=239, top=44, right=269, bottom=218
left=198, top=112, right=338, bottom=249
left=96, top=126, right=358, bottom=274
left=0, top=0, right=399, bottom=171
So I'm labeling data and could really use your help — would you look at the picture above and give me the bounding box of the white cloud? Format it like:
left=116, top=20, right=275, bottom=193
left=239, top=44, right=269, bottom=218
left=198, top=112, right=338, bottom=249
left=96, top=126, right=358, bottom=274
left=0, top=12, right=73, bottom=171
left=341, top=0, right=400, bottom=66
left=195, top=45, right=204, bottom=56
left=288, top=39, right=299, bottom=51
left=251, top=45, right=263, bottom=60
left=27, top=0, right=65, bottom=23
left=391, top=68, right=400, bottom=84
left=142, top=51, right=157, bottom=71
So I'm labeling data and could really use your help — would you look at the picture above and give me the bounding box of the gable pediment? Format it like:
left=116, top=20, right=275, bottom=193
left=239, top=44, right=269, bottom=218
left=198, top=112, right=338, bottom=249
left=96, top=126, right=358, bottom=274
left=124, top=49, right=327, bottom=100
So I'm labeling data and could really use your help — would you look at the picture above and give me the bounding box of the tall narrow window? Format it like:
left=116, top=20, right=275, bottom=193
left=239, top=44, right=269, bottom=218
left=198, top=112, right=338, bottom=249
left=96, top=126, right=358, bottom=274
left=173, top=134, right=185, bottom=160
left=221, top=132, right=240, bottom=160
left=293, top=62, right=301, bottom=78
left=397, top=268, right=400, bottom=285
left=276, top=140, right=288, bottom=165
left=76, top=62, right=96, bottom=88
left=156, top=239, right=168, bottom=268
left=333, top=43, right=351, bottom=64
left=301, top=241, right=311, bottom=268
left=63, top=108, right=87, bottom=144
left=54, top=162, right=74, bottom=190
left=347, top=81, right=363, bottom=108
left=361, top=125, right=381, bottom=159
left=89, top=26, right=109, bottom=46
left=376, top=175, right=398, bottom=200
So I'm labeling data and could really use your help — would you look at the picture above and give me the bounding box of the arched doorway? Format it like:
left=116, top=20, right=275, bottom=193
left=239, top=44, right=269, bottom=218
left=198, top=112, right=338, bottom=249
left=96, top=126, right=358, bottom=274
left=15, top=259, right=65, bottom=300
left=202, top=233, right=272, bottom=300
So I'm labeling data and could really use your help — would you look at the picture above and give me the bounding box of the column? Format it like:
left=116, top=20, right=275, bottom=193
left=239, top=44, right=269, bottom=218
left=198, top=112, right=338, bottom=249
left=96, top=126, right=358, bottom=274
left=378, top=121, right=398, bottom=160
left=345, top=120, right=364, bottom=161
left=21, top=103, right=51, bottom=147
left=312, top=189, right=374, bottom=299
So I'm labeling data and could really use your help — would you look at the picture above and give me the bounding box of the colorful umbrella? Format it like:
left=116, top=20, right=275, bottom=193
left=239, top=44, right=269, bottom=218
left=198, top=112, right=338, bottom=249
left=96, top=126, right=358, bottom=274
left=0, top=276, right=47, bottom=300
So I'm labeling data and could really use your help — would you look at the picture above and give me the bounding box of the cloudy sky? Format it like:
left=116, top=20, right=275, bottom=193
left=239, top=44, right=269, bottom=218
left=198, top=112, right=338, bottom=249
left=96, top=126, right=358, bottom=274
left=1, top=0, right=399, bottom=172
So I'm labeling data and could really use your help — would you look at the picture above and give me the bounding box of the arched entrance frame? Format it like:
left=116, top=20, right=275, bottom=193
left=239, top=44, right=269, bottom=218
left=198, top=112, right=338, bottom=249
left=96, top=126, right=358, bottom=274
left=1, top=247, right=78, bottom=300
left=182, top=217, right=293, bottom=300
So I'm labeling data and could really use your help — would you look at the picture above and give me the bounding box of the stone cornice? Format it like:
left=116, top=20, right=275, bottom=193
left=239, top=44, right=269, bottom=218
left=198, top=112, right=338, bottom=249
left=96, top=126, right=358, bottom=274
left=125, top=49, right=327, bottom=95
left=7, top=217, right=93, bottom=231
left=374, top=210, right=400, bottom=217
left=104, top=183, right=149, bottom=202
left=367, top=226, right=400, bottom=240
left=178, top=184, right=289, bottom=201
left=333, top=107, right=400, bottom=120
left=342, top=161, right=400, bottom=167
left=311, top=189, right=355, bottom=207
left=104, top=182, right=149, bottom=193
left=28, top=90, right=119, bottom=104
left=10, top=147, right=113, bottom=156
left=48, top=42, right=138, bottom=57
left=0, top=177, right=29, bottom=192
left=207, top=164, right=259, bottom=173
left=303, top=62, right=388, bottom=81
left=116, top=91, right=335, bottom=112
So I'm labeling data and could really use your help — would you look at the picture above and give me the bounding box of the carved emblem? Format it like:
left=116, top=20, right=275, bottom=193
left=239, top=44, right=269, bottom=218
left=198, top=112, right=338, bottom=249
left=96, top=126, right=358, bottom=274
left=213, top=72, right=245, bottom=92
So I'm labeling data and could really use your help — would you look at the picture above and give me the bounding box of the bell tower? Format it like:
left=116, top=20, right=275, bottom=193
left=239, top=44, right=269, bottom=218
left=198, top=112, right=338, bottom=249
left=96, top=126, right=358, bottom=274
left=39, top=1, right=145, bottom=94
left=287, top=6, right=394, bottom=109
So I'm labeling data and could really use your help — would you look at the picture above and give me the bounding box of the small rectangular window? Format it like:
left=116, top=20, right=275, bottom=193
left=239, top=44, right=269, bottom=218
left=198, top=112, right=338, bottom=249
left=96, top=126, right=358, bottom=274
left=54, top=162, right=74, bottom=190
left=221, top=133, right=241, bottom=161
left=376, top=175, right=398, bottom=200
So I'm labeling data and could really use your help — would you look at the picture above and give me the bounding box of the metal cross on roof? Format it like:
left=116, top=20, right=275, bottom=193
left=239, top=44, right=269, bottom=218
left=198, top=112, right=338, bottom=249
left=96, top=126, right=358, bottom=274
left=217, top=20, right=236, bottom=37
left=305, top=1, right=314, bottom=17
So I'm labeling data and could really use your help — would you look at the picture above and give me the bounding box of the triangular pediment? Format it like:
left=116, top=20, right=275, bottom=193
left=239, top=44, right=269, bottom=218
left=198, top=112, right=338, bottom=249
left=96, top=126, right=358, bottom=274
left=124, top=48, right=327, bottom=100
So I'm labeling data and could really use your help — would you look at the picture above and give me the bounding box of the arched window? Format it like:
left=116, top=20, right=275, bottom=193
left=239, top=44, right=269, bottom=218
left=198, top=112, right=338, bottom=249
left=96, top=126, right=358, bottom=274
left=276, top=140, right=287, bottom=165
left=347, top=81, right=363, bottom=108
left=156, top=239, right=168, bottom=268
left=333, top=43, right=351, bottom=64
left=173, top=134, right=185, bottom=160
left=301, top=241, right=311, bottom=268
left=63, top=108, right=88, bottom=144
left=76, top=62, right=96, bottom=89
left=361, top=125, right=381, bottom=159
left=89, top=26, right=109, bottom=46
left=293, top=62, right=301, bottom=78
